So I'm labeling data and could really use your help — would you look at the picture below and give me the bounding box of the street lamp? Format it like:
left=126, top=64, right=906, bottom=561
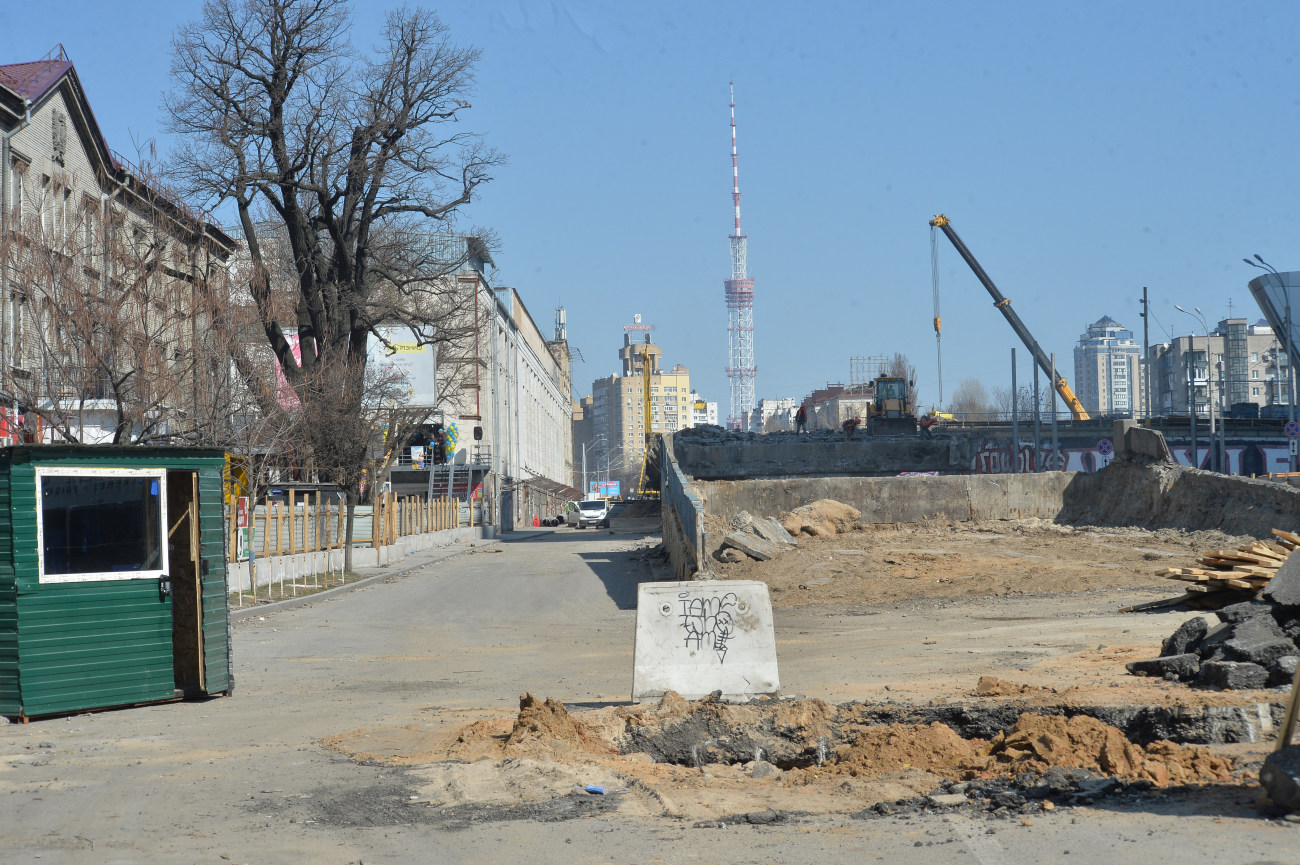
left=1245, top=255, right=1297, bottom=472
left=1175, top=305, right=1218, bottom=471
left=581, top=434, right=606, bottom=497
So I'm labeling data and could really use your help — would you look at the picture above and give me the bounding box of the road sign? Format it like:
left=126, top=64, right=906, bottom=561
left=1286, top=421, right=1299, bottom=439
left=1292, top=439, right=1298, bottom=457
left=1097, top=439, right=1113, bottom=456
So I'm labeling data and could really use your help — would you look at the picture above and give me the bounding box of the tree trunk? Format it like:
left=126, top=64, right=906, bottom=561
left=343, top=488, right=356, bottom=575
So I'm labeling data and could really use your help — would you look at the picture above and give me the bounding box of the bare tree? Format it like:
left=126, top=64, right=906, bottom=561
left=948, top=378, right=996, bottom=423
left=166, top=0, right=502, bottom=566
left=884, top=352, right=918, bottom=407
left=0, top=164, right=231, bottom=444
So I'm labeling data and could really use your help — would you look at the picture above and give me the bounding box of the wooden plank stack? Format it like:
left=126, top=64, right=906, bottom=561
left=1153, top=529, right=1298, bottom=600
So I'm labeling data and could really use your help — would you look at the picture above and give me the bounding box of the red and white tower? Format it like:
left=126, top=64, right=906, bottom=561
left=724, top=81, right=756, bottom=430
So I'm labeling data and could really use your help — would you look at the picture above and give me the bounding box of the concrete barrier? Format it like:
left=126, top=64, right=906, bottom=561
left=660, top=434, right=707, bottom=579
left=632, top=580, right=780, bottom=701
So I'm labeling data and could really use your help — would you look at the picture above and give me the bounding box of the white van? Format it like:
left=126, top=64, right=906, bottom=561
left=567, top=499, right=610, bottom=529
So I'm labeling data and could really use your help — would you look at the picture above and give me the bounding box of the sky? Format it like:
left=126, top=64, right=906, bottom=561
left=5, top=1, right=1300, bottom=416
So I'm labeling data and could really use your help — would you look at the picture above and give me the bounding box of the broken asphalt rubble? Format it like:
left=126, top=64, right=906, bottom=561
left=1129, top=551, right=1300, bottom=689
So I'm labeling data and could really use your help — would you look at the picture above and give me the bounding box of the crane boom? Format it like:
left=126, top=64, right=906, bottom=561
left=929, top=214, right=1090, bottom=422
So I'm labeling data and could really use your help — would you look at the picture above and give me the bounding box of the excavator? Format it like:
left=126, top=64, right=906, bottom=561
left=867, top=375, right=917, bottom=435
left=929, top=214, right=1090, bottom=422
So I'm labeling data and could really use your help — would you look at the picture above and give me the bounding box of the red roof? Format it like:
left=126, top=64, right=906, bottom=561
left=0, top=47, right=73, bottom=102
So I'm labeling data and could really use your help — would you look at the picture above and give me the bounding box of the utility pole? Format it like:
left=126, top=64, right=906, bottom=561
left=1011, top=348, right=1020, bottom=474
left=1050, top=352, right=1060, bottom=468
left=1139, top=286, right=1150, bottom=422
left=1032, top=363, right=1041, bottom=472
left=1187, top=348, right=1198, bottom=469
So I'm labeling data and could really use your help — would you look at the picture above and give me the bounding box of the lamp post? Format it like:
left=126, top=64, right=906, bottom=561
left=1246, top=255, right=1296, bottom=472
left=1175, top=305, right=1216, bottom=471
left=581, top=434, right=606, bottom=498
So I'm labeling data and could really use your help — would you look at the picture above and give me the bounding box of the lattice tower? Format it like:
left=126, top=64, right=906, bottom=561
left=724, top=81, right=756, bottom=430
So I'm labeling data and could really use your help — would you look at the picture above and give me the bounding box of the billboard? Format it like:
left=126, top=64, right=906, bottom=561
left=369, top=326, right=438, bottom=408
left=588, top=480, right=621, bottom=498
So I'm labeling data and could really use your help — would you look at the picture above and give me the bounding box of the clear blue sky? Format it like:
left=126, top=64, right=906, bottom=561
left=6, top=1, right=1300, bottom=412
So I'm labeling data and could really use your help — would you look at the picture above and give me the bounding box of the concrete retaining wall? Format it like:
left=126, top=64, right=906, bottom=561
left=675, top=434, right=971, bottom=480
left=660, top=433, right=707, bottom=579
left=699, top=473, right=1076, bottom=527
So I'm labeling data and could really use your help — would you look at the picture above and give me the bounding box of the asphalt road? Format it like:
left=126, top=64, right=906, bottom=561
left=2, top=524, right=1299, bottom=864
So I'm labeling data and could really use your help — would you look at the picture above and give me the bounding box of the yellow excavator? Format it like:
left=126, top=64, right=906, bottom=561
left=867, top=375, right=917, bottom=435
left=929, top=214, right=1090, bottom=421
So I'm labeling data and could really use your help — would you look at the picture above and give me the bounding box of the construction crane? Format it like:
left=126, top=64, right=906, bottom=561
left=929, top=214, right=1090, bottom=421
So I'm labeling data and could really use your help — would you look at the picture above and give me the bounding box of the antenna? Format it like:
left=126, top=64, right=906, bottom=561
left=723, top=81, right=757, bottom=429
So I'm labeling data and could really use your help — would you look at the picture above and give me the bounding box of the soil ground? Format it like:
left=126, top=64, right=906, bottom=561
left=4, top=521, right=1299, bottom=864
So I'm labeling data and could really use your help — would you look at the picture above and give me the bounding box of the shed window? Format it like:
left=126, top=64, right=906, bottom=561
left=37, top=467, right=168, bottom=583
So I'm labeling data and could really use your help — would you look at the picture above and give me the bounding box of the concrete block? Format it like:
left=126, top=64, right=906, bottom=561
left=750, top=516, right=798, bottom=548
left=1112, top=420, right=1137, bottom=458
left=632, top=580, right=780, bottom=702
left=722, top=531, right=781, bottom=562
left=927, top=793, right=969, bottom=808
left=1260, top=745, right=1300, bottom=811
left=1224, top=618, right=1295, bottom=667
left=1126, top=653, right=1200, bottom=681
left=1270, top=655, right=1299, bottom=688
left=1161, top=616, right=1209, bottom=657
left=1264, top=554, right=1300, bottom=608
left=1198, top=660, right=1269, bottom=690
left=748, top=761, right=782, bottom=779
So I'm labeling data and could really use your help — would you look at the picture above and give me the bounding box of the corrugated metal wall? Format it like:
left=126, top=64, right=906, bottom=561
left=3, top=448, right=231, bottom=718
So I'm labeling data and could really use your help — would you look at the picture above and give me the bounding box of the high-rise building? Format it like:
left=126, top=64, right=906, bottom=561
left=579, top=333, right=692, bottom=491
left=1074, top=316, right=1143, bottom=417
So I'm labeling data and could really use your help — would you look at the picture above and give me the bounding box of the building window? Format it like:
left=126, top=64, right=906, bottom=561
left=1252, top=369, right=1260, bottom=380
left=1252, top=353, right=1259, bottom=363
left=1253, top=387, right=1261, bottom=396
left=37, top=468, right=168, bottom=584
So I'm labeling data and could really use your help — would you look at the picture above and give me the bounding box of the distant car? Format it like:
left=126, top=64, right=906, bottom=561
left=567, top=499, right=610, bottom=529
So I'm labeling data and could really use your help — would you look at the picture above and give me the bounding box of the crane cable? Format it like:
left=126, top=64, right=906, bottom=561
left=930, top=224, right=943, bottom=406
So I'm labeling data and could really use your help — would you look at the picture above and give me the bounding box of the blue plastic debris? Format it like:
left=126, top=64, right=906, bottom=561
left=584, top=785, right=605, bottom=795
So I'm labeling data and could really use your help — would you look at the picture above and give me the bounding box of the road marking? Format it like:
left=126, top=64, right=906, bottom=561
left=945, top=814, right=1011, bottom=865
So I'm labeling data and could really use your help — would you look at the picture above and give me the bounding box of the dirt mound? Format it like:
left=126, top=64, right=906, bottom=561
left=978, top=714, right=1232, bottom=786
left=506, top=693, right=616, bottom=756
left=781, top=499, right=861, bottom=537
left=973, top=677, right=1058, bottom=698
left=829, top=722, right=980, bottom=777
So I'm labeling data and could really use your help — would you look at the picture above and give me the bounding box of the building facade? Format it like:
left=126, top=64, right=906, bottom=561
left=689, top=390, right=718, bottom=427
left=1149, top=318, right=1288, bottom=417
left=1073, top=316, right=1143, bottom=418
left=579, top=333, right=691, bottom=493
left=747, top=396, right=797, bottom=432
left=1, top=48, right=236, bottom=444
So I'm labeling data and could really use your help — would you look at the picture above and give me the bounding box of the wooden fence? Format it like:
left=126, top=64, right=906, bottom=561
left=230, top=491, right=471, bottom=606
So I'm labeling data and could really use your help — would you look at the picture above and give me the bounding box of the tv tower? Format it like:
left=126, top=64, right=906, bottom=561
left=724, top=81, right=756, bottom=430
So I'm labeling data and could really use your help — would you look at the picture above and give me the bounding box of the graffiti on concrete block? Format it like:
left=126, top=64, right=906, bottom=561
left=679, top=591, right=738, bottom=663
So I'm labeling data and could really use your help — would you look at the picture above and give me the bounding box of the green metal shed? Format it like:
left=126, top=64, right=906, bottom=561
left=0, top=446, right=232, bottom=720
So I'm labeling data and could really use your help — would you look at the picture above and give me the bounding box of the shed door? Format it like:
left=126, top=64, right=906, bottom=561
left=168, top=471, right=205, bottom=695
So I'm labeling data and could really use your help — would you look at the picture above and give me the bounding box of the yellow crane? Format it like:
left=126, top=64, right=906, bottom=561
left=929, top=214, right=1090, bottom=421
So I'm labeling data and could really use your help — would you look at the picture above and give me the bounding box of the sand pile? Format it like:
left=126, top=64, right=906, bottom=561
left=504, top=693, right=617, bottom=756
left=780, top=500, right=861, bottom=538
left=975, top=714, right=1232, bottom=786
left=828, top=722, right=979, bottom=777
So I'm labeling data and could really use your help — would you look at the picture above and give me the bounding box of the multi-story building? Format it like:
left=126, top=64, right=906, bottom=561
left=1149, top=318, right=1287, bottom=417
left=1074, top=316, right=1143, bottom=418
left=580, top=333, right=691, bottom=492
left=689, top=390, right=718, bottom=427
left=1, top=48, right=237, bottom=444
left=747, top=397, right=798, bottom=432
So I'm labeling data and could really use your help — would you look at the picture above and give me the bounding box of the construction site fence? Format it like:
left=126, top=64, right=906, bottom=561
left=226, top=492, right=481, bottom=606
